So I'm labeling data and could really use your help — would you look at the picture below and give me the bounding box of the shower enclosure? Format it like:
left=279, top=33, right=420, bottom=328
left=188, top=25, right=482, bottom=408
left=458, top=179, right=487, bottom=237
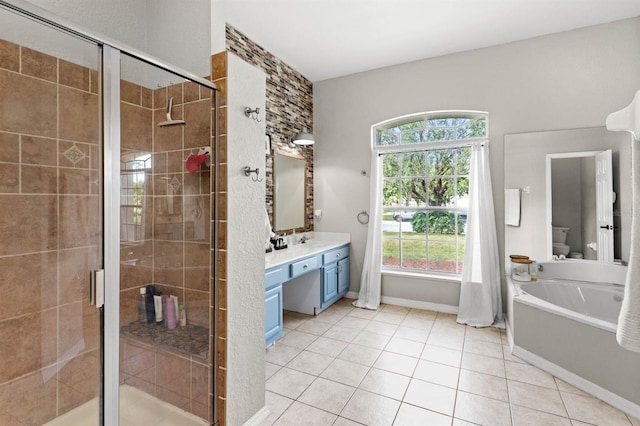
left=0, top=2, right=217, bottom=425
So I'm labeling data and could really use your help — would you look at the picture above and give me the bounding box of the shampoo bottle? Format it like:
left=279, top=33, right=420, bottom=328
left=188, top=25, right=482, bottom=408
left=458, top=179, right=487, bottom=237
left=165, top=296, right=176, bottom=329
left=154, top=293, right=164, bottom=324
left=138, top=287, right=146, bottom=323
left=145, top=284, right=155, bottom=324
left=178, top=304, right=187, bottom=327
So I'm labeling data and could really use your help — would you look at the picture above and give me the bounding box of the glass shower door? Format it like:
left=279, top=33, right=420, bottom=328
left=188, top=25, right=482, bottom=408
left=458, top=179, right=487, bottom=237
left=117, top=54, right=213, bottom=425
left=0, top=7, right=102, bottom=426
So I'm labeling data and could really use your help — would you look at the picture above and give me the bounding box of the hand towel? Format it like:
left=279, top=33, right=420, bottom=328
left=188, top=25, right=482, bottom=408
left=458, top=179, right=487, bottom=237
left=617, top=142, right=640, bottom=352
left=505, top=188, right=521, bottom=227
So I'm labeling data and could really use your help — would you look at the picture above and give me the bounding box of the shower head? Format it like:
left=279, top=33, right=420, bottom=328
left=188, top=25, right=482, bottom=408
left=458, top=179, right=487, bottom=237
left=158, top=97, right=185, bottom=127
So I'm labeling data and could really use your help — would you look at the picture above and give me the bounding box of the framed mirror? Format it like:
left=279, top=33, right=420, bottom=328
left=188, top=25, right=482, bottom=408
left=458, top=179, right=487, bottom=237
left=274, top=151, right=306, bottom=233
left=504, top=127, right=632, bottom=264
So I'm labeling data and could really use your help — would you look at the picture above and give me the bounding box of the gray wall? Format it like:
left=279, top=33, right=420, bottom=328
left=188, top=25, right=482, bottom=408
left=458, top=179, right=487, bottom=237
left=24, top=0, right=211, bottom=77
left=551, top=157, right=583, bottom=251
left=314, top=17, right=640, bottom=306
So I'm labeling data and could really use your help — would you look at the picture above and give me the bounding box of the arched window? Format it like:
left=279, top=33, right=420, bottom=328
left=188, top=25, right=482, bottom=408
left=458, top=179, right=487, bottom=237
left=372, top=111, right=488, bottom=274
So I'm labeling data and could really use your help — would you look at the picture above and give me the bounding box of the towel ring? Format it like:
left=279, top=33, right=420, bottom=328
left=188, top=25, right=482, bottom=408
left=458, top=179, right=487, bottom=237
left=357, top=211, right=369, bottom=224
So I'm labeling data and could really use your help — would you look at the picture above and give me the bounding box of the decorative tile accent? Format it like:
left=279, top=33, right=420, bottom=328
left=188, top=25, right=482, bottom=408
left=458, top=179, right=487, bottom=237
left=168, top=176, right=181, bottom=193
left=63, top=144, right=86, bottom=165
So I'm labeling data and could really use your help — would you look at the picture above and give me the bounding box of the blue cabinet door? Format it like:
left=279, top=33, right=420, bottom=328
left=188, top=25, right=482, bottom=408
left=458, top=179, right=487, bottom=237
left=338, top=257, right=350, bottom=295
left=265, top=285, right=283, bottom=347
left=323, top=263, right=338, bottom=306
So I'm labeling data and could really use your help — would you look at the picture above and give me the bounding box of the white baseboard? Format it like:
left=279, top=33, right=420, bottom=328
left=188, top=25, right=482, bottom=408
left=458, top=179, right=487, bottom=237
left=242, top=406, right=270, bottom=426
left=345, top=292, right=458, bottom=314
left=512, top=344, right=640, bottom=420
left=345, top=291, right=359, bottom=299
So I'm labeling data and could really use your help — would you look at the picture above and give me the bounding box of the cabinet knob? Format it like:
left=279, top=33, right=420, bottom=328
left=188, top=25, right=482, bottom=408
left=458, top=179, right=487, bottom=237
left=336, top=254, right=339, bottom=258
left=303, top=264, right=308, bottom=268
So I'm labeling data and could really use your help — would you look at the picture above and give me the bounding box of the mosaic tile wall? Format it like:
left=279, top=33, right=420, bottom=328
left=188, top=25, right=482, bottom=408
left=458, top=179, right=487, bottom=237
left=226, top=24, right=314, bottom=232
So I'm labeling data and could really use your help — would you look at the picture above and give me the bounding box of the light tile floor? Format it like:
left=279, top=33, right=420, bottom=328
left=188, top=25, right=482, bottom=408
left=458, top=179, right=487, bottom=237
left=263, top=298, right=640, bottom=426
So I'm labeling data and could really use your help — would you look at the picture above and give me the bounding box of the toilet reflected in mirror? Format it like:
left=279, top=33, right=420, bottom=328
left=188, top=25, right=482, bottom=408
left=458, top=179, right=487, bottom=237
left=551, top=226, right=570, bottom=256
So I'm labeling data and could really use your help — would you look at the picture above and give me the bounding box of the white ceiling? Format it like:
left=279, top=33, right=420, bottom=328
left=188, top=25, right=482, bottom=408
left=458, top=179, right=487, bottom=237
left=223, top=0, right=640, bottom=82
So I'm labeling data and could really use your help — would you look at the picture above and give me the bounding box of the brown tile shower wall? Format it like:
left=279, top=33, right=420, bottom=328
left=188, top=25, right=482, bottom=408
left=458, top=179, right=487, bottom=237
left=0, top=39, right=101, bottom=425
left=226, top=24, right=314, bottom=232
left=119, top=79, right=214, bottom=422
left=211, top=50, right=228, bottom=426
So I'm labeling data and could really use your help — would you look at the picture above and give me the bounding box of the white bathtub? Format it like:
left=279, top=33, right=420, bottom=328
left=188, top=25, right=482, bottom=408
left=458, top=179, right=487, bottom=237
left=507, top=261, right=640, bottom=419
left=517, top=279, right=623, bottom=331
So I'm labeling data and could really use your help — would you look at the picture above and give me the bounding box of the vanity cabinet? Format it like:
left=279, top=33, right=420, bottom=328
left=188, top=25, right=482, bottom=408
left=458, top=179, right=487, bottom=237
left=265, top=242, right=350, bottom=347
left=321, top=247, right=350, bottom=309
left=265, top=266, right=284, bottom=347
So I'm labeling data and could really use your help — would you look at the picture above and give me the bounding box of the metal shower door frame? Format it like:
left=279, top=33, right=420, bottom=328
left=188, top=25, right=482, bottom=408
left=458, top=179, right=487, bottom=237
left=0, top=1, right=217, bottom=425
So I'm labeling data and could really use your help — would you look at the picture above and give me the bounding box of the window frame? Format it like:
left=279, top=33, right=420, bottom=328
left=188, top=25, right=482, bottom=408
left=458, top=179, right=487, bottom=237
left=372, top=110, right=489, bottom=277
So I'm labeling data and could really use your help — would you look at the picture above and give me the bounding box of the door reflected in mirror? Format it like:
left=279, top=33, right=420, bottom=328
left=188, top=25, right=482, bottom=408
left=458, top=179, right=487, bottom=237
left=274, top=151, right=306, bottom=232
left=547, top=150, right=614, bottom=262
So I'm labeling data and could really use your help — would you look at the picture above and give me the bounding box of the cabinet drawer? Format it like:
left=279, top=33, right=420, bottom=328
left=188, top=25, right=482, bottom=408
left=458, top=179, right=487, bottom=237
left=290, top=256, right=318, bottom=278
left=265, top=267, right=284, bottom=290
left=323, top=246, right=349, bottom=264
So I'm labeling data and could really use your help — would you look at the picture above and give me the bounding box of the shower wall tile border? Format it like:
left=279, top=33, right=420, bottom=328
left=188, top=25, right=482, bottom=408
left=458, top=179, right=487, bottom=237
left=226, top=24, right=314, bottom=232
left=211, top=50, right=228, bottom=426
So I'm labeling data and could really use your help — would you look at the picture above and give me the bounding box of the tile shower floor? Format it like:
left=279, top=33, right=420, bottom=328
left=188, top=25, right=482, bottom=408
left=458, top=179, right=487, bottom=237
left=44, top=384, right=208, bottom=426
left=263, top=298, right=640, bottom=426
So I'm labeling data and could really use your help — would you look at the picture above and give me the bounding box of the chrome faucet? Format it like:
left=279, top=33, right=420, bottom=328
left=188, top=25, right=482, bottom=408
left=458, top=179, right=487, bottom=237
left=298, top=235, right=310, bottom=244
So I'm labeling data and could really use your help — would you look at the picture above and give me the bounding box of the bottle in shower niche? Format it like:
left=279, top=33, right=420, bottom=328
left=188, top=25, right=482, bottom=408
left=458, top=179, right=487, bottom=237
left=178, top=304, right=187, bottom=327
left=138, top=287, right=147, bottom=323
left=145, top=284, right=156, bottom=324
left=165, top=296, right=176, bottom=330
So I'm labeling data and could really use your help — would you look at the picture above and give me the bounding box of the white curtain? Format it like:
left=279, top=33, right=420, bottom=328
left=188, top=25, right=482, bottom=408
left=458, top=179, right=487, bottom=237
left=617, top=138, right=640, bottom=352
left=457, top=142, right=502, bottom=327
left=353, top=153, right=382, bottom=310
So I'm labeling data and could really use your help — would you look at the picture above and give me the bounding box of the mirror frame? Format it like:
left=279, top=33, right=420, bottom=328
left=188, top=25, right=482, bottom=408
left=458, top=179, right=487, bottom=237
left=273, top=150, right=307, bottom=234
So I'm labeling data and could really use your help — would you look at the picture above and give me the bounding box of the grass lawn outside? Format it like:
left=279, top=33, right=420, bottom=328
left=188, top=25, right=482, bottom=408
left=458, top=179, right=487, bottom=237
left=383, top=231, right=465, bottom=272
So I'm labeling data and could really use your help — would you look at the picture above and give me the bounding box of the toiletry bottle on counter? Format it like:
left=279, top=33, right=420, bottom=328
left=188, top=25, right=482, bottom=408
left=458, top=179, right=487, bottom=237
left=138, top=287, right=147, bottom=323
left=165, top=296, right=176, bottom=330
left=179, top=304, right=187, bottom=327
left=145, top=284, right=155, bottom=324
left=530, top=260, right=538, bottom=281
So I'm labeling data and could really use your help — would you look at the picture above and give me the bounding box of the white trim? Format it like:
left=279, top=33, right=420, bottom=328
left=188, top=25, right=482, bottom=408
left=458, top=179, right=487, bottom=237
left=512, top=344, right=640, bottom=420
left=380, top=295, right=458, bottom=314
left=382, top=269, right=461, bottom=283
left=103, top=45, right=121, bottom=426
left=346, top=292, right=458, bottom=314
left=344, top=291, right=458, bottom=314
left=345, top=291, right=359, bottom=299
left=242, top=406, right=270, bottom=426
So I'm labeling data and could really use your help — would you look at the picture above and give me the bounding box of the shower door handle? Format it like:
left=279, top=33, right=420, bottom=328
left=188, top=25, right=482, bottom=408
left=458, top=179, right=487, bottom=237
left=89, top=269, right=105, bottom=308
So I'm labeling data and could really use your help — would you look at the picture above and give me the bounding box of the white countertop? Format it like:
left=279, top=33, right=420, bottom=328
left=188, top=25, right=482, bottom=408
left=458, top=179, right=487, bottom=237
left=265, top=232, right=350, bottom=270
